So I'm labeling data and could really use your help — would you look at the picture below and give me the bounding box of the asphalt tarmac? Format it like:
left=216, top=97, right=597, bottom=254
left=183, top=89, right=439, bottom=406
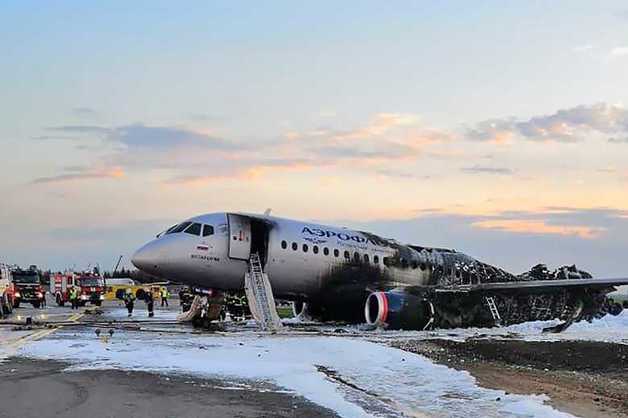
left=0, top=357, right=336, bottom=418
left=0, top=297, right=337, bottom=418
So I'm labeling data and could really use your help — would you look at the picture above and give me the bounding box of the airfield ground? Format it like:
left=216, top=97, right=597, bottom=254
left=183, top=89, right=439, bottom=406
left=1, top=297, right=626, bottom=417
left=392, top=339, right=628, bottom=418
left=0, top=358, right=334, bottom=418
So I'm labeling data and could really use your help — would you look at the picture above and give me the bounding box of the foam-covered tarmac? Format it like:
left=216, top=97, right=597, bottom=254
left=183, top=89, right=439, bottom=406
left=1, top=298, right=626, bottom=417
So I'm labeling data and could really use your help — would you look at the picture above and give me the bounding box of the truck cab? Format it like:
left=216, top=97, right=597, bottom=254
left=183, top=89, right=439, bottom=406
left=76, top=273, right=105, bottom=306
left=12, top=267, right=45, bottom=308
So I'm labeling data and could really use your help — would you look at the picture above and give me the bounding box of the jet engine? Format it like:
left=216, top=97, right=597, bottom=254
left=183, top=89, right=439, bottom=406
left=364, top=290, right=435, bottom=330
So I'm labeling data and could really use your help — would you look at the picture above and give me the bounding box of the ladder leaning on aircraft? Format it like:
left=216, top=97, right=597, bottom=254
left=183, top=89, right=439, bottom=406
left=132, top=211, right=628, bottom=332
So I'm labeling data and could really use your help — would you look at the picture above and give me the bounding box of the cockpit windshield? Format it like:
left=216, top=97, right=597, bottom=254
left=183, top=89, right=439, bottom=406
left=166, top=222, right=192, bottom=234
left=163, top=221, right=214, bottom=237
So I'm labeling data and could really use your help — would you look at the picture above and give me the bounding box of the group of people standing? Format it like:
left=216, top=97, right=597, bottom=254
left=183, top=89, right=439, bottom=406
left=123, top=287, right=170, bottom=317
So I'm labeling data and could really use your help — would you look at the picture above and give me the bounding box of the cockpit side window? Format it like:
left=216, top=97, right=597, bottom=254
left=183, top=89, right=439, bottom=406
left=169, top=222, right=192, bottom=234
left=184, top=222, right=202, bottom=236
left=202, top=225, right=214, bottom=237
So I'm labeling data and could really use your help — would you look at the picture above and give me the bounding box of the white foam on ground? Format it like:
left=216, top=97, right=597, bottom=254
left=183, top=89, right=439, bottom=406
left=371, top=311, right=628, bottom=345
left=20, top=332, right=572, bottom=418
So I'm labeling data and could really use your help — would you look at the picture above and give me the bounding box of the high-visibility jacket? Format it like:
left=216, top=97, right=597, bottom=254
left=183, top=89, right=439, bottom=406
left=69, top=288, right=78, bottom=300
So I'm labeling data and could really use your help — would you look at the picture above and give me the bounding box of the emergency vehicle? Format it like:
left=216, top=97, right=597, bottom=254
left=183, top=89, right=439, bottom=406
left=0, top=263, right=15, bottom=316
left=52, top=271, right=105, bottom=306
left=12, top=267, right=45, bottom=308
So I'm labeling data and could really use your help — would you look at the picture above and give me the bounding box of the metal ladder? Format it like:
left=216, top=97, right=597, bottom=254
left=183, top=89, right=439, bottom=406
left=245, top=253, right=282, bottom=331
left=484, top=296, right=502, bottom=326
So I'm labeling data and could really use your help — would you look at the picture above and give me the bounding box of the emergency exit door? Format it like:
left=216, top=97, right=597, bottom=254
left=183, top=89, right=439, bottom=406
left=228, top=214, right=251, bottom=260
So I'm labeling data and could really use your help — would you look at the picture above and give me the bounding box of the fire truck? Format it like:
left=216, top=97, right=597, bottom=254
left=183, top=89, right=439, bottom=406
left=12, top=267, right=46, bottom=308
left=0, top=263, right=15, bottom=317
left=52, top=271, right=105, bottom=307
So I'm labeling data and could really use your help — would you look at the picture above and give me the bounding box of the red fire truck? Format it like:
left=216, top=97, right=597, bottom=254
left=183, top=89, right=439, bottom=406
left=0, top=263, right=16, bottom=317
left=11, top=267, right=46, bottom=308
left=52, top=272, right=105, bottom=307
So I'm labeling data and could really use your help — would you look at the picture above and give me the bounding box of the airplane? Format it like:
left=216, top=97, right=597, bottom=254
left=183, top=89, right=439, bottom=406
left=131, top=211, right=628, bottom=331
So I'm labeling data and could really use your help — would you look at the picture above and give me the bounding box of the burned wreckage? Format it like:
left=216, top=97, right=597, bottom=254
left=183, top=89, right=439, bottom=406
left=307, top=234, right=626, bottom=333
left=132, top=212, right=628, bottom=332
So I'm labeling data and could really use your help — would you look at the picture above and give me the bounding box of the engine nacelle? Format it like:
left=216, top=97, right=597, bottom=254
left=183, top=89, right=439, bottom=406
left=364, top=291, right=435, bottom=330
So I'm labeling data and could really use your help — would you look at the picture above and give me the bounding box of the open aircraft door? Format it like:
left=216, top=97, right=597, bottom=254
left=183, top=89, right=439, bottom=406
left=227, top=214, right=251, bottom=260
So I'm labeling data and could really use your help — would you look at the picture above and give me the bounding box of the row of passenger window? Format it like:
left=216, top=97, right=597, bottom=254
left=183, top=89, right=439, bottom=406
left=280, top=240, right=382, bottom=264
left=165, top=221, right=214, bottom=237
left=279, top=239, right=432, bottom=271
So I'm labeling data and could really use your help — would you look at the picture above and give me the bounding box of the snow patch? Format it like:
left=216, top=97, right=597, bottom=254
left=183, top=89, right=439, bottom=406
left=373, top=311, right=628, bottom=345
left=20, top=331, right=572, bottom=418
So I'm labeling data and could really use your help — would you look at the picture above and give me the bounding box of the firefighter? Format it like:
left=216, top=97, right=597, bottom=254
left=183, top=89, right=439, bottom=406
left=160, top=287, right=170, bottom=307
left=40, top=290, right=47, bottom=309
left=124, top=289, right=135, bottom=317
left=145, top=291, right=154, bottom=317
left=69, top=287, right=79, bottom=310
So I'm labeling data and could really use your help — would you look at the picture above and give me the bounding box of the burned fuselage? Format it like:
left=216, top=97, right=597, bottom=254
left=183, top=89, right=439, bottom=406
left=132, top=212, right=626, bottom=331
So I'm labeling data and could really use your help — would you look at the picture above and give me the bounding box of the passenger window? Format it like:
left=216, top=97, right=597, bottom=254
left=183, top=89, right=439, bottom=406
left=323, top=247, right=329, bottom=256
left=202, top=225, right=214, bottom=237
left=313, top=245, right=319, bottom=254
left=184, top=223, right=202, bottom=236
left=170, top=222, right=191, bottom=234
left=292, top=242, right=298, bottom=251
left=344, top=251, right=350, bottom=260
left=364, top=254, right=369, bottom=263
left=411, top=261, right=418, bottom=269
left=353, top=252, right=360, bottom=262
left=420, top=263, right=427, bottom=271
left=281, top=240, right=287, bottom=249
left=374, top=255, right=379, bottom=264
left=303, top=244, right=308, bottom=253
left=334, top=249, right=339, bottom=257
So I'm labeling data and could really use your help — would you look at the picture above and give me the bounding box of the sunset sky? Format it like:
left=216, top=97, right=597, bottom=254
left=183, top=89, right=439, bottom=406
left=1, top=1, right=627, bottom=276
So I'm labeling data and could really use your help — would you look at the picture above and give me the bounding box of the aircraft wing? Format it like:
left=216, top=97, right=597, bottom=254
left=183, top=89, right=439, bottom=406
left=434, top=277, right=628, bottom=293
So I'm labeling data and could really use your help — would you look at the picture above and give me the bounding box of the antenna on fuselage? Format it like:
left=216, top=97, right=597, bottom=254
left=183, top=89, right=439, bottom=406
left=264, top=208, right=272, bottom=216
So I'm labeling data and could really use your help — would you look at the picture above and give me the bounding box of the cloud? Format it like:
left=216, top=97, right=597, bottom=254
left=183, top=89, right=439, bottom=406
left=572, top=44, right=594, bottom=53
left=72, top=107, right=98, bottom=118
left=471, top=219, right=605, bottom=239
left=47, top=125, right=111, bottom=135
left=290, top=113, right=451, bottom=166
left=610, top=47, right=628, bottom=56
left=461, top=166, right=514, bottom=175
left=47, top=124, right=237, bottom=151
left=609, top=137, right=628, bottom=143
left=32, top=167, right=125, bottom=184
left=615, top=10, right=628, bottom=19
left=467, top=103, right=628, bottom=143
left=375, top=169, right=431, bottom=180
left=164, top=159, right=316, bottom=185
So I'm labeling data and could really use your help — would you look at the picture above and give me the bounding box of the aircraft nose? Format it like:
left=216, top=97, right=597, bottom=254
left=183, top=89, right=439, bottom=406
left=131, top=241, right=161, bottom=274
